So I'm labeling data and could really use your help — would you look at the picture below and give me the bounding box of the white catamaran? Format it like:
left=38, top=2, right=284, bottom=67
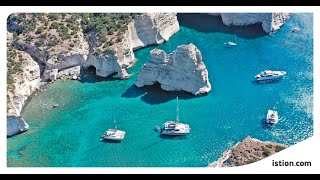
left=100, top=113, right=126, bottom=141
left=161, top=97, right=190, bottom=136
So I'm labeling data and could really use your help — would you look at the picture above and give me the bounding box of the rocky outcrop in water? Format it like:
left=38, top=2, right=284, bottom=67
left=209, top=13, right=291, bottom=33
left=135, top=43, right=211, bottom=95
left=7, top=116, right=29, bottom=137
left=208, top=136, right=287, bottom=167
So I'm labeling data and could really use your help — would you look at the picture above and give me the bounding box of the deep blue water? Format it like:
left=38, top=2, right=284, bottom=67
left=7, top=13, right=313, bottom=167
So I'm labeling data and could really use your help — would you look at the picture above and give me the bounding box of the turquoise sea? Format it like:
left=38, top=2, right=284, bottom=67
left=7, top=13, right=313, bottom=167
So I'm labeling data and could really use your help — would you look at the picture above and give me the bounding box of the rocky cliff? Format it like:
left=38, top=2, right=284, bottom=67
left=135, top=43, right=211, bottom=95
left=86, top=13, right=179, bottom=78
left=209, top=13, right=291, bottom=33
left=208, top=136, right=287, bottom=167
left=7, top=47, right=41, bottom=136
left=130, top=13, right=180, bottom=50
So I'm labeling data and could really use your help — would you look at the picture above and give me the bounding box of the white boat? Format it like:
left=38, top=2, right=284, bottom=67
left=100, top=129, right=125, bottom=141
left=161, top=97, right=190, bottom=136
left=266, top=109, right=279, bottom=126
left=255, top=70, right=286, bottom=81
left=100, top=114, right=125, bottom=141
left=292, top=27, right=300, bottom=32
left=225, top=41, right=237, bottom=46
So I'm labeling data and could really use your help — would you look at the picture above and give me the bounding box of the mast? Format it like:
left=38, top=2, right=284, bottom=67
left=176, top=97, right=179, bottom=123
left=112, top=109, right=117, bottom=130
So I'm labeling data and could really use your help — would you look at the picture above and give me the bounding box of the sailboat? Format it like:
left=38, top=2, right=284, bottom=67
left=224, top=35, right=238, bottom=47
left=100, top=111, right=126, bottom=141
left=161, top=97, right=190, bottom=136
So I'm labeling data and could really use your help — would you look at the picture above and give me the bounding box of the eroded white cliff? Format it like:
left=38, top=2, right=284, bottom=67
left=7, top=50, right=40, bottom=136
left=135, top=43, right=211, bottom=95
left=86, top=13, right=180, bottom=78
left=219, top=13, right=291, bottom=33
left=130, top=13, right=180, bottom=50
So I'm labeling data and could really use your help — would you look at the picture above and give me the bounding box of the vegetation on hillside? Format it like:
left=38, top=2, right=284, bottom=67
left=7, top=47, right=23, bottom=90
left=80, top=13, right=139, bottom=54
left=7, top=13, right=141, bottom=88
left=8, top=13, right=140, bottom=56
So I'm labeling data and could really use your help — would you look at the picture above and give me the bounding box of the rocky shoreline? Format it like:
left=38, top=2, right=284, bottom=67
left=7, top=13, right=180, bottom=136
left=208, top=136, right=287, bottom=167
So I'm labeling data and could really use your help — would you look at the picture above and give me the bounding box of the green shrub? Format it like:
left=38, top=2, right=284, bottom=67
left=36, top=26, right=44, bottom=34
left=48, top=13, right=60, bottom=21
left=95, top=48, right=103, bottom=56
left=245, top=157, right=261, bottom=164
left=12, top=32, right=18, bottom=38
left=261, top=146, right=271, bottom=157
left=50, top=22, right=59, bottom=29
left=266, top=144, right=273, bottom=149
left=275, top=145, right=285, bottom=152
left=7, top=74, right=15, bottom=86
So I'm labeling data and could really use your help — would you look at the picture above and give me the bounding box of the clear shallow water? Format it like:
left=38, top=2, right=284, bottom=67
left=7, top=13, right=313, bottom=167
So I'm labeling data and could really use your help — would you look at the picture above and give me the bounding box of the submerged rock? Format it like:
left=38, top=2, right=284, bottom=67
left=135, top=43, right=211, bottom=95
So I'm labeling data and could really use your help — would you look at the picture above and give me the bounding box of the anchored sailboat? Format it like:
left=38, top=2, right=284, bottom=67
left=100, top=110, right=126, bottom=141
left=161, top=97, right=190, bottom=136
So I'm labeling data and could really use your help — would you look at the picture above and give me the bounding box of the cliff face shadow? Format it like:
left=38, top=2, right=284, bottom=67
left=79, top=66, right=122, bottom=83
left=178, top=13, right=267, bottom=39
left=121, top=83, right=202, bottom=105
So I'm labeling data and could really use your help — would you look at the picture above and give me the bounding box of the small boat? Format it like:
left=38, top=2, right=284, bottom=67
left=225, top=41, right=237, bottom=46
left=266, top=109, right=279, bottom=126
left=100, top=112, right=125, bottom=141
left=161, top=97, right=190, bottom=136
left=255, top=70, right=286, bottom=81
left=292, top=27, right=300, bottom=33
left=154, top=125, right=160, bottom=132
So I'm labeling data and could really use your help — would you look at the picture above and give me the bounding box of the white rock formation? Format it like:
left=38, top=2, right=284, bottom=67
left=7, top=50, right=40, bottom=136
left=135, top=43, right=211, bottom=95
left=43, top=68, right=58, bottom=81
left=8, top=50, right=41, bottom=116
left=7, top=116, right=29, bottom=137
left=130, top=13, right=180, bottom=50
left=46, top=29, right=89, bottom=70
left=86, top=30, right=136, bottom=79
left=57, top=66, right=81, bottom=80
left=218, top=13, right=291, bottom=33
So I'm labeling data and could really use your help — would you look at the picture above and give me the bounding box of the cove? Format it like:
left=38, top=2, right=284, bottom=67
left=7, top=13, right=313, bottom=167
